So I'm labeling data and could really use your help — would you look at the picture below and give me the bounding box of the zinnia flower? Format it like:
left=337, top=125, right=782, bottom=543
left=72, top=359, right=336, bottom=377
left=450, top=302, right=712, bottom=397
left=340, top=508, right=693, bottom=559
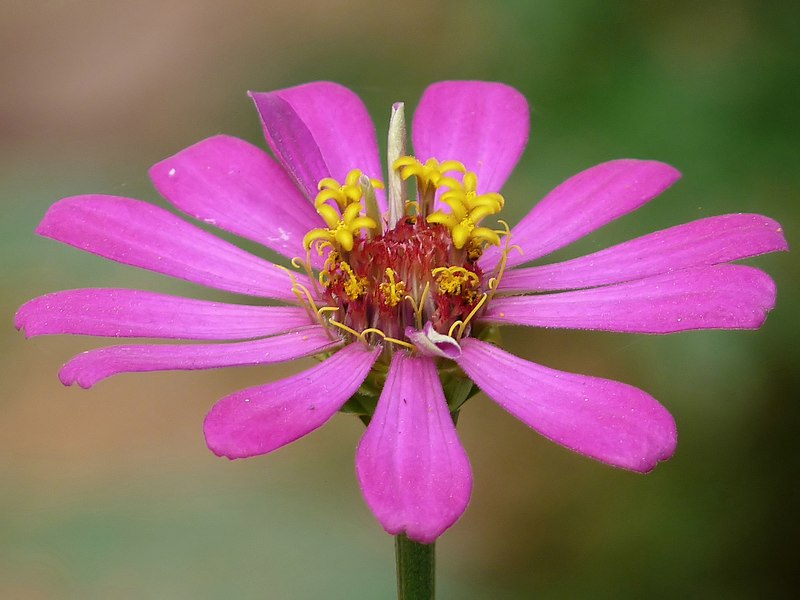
left=16, top=81, right=786, bottom=543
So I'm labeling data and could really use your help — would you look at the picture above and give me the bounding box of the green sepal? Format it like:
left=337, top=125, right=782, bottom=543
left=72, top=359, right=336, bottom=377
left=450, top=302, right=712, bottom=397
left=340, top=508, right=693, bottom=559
left=338, top=325, right=499, bottom=421
left=340, top=390, right=378, bottom=416
left=439, top=364, right=479, bottom=413
left=339, top=357, right=389, bottom=417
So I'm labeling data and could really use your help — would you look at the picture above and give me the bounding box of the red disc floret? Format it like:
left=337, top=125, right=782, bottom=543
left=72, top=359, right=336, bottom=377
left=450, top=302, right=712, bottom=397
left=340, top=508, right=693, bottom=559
left=320, top=217, right=485, bottom=343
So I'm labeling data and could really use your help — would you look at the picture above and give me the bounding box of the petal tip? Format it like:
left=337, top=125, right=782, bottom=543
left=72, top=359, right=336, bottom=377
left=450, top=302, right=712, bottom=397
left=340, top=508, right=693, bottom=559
left=57, top=366, right=86, bottom=389
left=13, top=304, right=30, bottom=335
left=58, top=352, right=108, bottom=389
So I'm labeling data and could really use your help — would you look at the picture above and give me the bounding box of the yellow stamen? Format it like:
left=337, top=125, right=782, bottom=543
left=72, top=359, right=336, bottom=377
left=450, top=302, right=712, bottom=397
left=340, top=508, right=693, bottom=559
left=327, top=321, right=412, bottom=352
left=315, top=169, right=384, bottom=212
left=458, top=293, right=488, bottom=337
left=393, top=156, right=466, bottom=189
left=361, top=327, right=416, bottom=351
left=485, top=220, right=516, bottom=303
left=447, top=320, right=463, bottom=338
left=448, top=293, right=489, bottom=341
left=337, top=261, right=368, bottom=300
left=432, top=266, right=480, bottom=296
left=379, top=268, right=406, bottom=307
left=328, top=319, right=370, bottom=346
left=303, top=198, right=378, bottom=253
left=404, top=280, right=430, bottom=330
left=424, top=167, right=506, bottom=249
left=275, top=264, right=335, bottom=337
left=317, top=306, right=340, bottom=318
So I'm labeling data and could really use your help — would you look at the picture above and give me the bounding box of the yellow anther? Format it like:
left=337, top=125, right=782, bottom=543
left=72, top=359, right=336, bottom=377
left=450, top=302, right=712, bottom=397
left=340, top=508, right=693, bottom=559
left=379, top=268, right=406, bottom=307
left=392, top=156, right=466, bottom=189
left=440, top=170, right=505, bottom=214
left=314, top=169, right=384, bottom=212
left=318, top=249, right=341, bottom=288
left=452, top=219, right=474, bottom=249
left=430, top=203, right=502, bottom=249
left=303, top=198, right=377, bottom=253
left=424, top=168, right=505, bottom=249
left=339, top=262, right=368, bottom=300
left=432, top=266, right=480, bottom=296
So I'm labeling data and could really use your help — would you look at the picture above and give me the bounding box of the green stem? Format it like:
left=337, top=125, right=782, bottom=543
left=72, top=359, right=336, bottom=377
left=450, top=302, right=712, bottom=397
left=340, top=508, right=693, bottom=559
left=395, top=534, right=435, bottom=599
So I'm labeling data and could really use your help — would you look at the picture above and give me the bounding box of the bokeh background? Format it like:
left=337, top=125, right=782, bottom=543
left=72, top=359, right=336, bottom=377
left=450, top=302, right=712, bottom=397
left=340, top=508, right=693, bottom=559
left=2, top=1, right=797, bottom=598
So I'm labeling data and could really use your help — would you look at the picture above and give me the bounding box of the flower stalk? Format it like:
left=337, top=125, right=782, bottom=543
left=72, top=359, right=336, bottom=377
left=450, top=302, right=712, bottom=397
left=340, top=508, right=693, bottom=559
left=395, top=534, right=435, bottom=600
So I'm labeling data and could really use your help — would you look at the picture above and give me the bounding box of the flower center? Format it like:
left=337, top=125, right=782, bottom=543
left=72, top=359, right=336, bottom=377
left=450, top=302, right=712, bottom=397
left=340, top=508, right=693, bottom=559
left=321, top=217, right=485, bottom=342
left=288, top=153, right=513, bottom=361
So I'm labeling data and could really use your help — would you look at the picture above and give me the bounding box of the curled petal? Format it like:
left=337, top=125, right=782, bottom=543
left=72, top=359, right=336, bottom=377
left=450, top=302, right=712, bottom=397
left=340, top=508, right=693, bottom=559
left=248, top=92, right=328, bottom=201
left=37, top=195, right=306, bottom=301
left=150, top=135, right=324, bottom=264
left=499, top=214, right=788, bottom=293
left=251, top=82, right=386, bottom=211
left=412, top=81, right=530, bottom=194
left=15, top=288, right=315, bottom=340
left=357, top=353, right=472, bottom=543
left=483, top=265, right=777, bottom=333
left=405, top=323, right=462, bottom=359
left=457, top=339, right=677, bottom=472
left=481, top=159, right=682, bottom=271
left=59, top=327, right=342, bottom=389
left=204, top=343, right=380, bottom=459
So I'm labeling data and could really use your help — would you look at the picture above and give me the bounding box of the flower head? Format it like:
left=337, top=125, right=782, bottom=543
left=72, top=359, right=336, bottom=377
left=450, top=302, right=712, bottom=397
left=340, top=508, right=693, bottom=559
left=16, top=81, right=787, bottom=544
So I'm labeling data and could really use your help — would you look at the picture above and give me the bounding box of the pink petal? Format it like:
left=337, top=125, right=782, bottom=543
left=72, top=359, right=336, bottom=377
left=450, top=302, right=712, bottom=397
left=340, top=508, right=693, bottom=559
left=457, top=339, right=677, bottom=472
left=483, top=265, right=777, bottom=333
left=356, top=353, right=472, bottom=543
left=251, top=82, right=386, bottom=210
left=412, top=81, right=530, bottom=193
left=16, top=289, right=314, bottom=340
left=481, top=159, right=682, bottom=271
left=204, top=343, right=380, bottom=459
left=499, top=214, right=788, bottom=292
left=59, top=327, right=341, bottom=389
left=247, top=92, right=327, bottom=201
left=37, top=195, right=307, bottom=301
left=149, top=135, right=324, bottom=263
left=412, top=81, right=529, bottom=193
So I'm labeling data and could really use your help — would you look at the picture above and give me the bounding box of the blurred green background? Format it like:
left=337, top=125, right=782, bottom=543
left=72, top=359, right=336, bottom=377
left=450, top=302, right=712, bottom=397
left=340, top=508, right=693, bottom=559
left=2, top=1, right=797, bottom=598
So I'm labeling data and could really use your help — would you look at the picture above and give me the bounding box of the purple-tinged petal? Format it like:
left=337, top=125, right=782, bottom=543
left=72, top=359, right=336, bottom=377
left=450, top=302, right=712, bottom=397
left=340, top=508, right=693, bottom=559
left=356, top=353, right=472, bottom=543
left=412, top=81, right=530, bottom=194
left=412, top=81, right=529, bottom=194
left=249, top=92, right=329, bottom=201
left=37, top=195, right=307, bottom=301
left=481, top=160, right=682, bottom=271
left=150, top=135, right=324, bottom=263
left=405, top=322, right=462, bottom=359
left=457, top=339, right=676, bottom=473
left=498, top=214, right=788, bottom=293
left=59, top=327, right=341, bottom=389
left=251, top=82, right=386, bottom=211
left=15, top=289, right=314, bottom=340
left=204, top=343, right=380, bottom=459
left=483, top=265, right=776, bottom=333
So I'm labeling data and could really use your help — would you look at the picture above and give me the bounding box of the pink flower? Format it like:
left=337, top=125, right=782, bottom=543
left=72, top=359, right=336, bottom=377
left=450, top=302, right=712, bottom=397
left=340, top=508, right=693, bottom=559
left=16, top=81, right=786, bottom=543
